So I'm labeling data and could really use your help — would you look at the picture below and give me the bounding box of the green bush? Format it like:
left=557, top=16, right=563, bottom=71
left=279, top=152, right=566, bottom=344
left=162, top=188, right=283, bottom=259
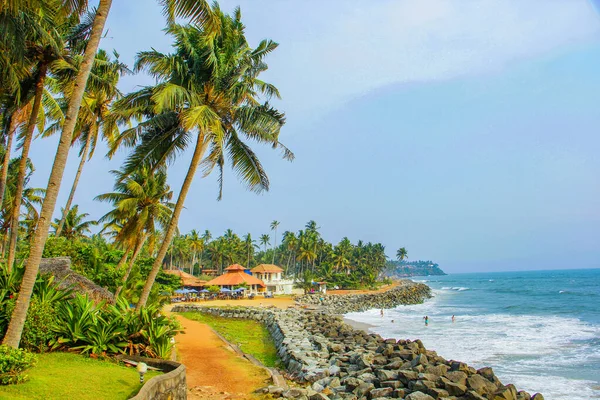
left=18, top=298, right=57, bottom=353
left=0, top=345, right=37, bottom=385
left=207, top=285, right=220, bottom=293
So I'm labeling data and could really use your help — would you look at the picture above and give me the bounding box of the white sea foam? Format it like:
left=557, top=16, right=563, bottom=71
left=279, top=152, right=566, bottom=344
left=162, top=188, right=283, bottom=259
left=345, top=295, right=600, bottom=400
left=440, top=286, right=470, bottom=291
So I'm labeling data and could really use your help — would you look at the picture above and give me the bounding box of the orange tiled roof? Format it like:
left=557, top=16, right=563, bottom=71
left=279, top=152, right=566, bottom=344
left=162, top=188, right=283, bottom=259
left=205, top=270, right=265, bottom=287
left=251, top=264, right=283, bottom=273
left=163, top=269, right=207, bottom=287
left=225, top=264, right=246, bottom=271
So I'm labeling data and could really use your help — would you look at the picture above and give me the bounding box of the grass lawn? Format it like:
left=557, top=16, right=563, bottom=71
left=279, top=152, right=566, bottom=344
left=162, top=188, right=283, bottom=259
left=0, top=352, right=161, bottom=400
left=179, top=311, right=282, bottom=368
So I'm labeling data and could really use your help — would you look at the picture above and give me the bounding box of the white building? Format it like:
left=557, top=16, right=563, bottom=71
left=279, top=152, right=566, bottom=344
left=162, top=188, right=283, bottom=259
left=250, top=264, right=297, bottom=295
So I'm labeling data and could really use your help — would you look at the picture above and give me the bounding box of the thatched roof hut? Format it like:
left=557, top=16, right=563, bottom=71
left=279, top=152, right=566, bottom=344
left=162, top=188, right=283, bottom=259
left=162, top=269, right=206, bottom=288
left=39, top=257, right=115, bottom=303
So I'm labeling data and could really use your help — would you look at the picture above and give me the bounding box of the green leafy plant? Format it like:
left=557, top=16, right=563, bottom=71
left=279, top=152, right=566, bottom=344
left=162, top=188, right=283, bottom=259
left=50, top=294, right=97, bottom=350
left=0, top=345, right=37, bottom=385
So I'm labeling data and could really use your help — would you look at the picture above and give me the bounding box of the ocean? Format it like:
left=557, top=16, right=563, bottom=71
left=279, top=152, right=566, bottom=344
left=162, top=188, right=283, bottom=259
left=344, top=269, right=600, bottom=400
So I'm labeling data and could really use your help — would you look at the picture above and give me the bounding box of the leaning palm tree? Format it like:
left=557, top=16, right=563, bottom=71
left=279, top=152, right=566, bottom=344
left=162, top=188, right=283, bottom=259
left=51, top=204, right=97, bottom=240
left=3, top=12, right=79, bottom=270
left=0, top=157, right=44, bottom=256
left=113, top=8, right=292, bottom=308
left=270, top=220, right=279, bottom=264
left=96, top=167, right=174, bottom=298
left=3, top=0, right=218, bottom=349
left=52, top=49, right=129, bottom=236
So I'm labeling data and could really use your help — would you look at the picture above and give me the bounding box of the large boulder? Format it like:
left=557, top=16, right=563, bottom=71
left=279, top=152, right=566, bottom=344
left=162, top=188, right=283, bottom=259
left=405, top=392, right=435, bottom=400
left=467, top=374, right=498, bottom=395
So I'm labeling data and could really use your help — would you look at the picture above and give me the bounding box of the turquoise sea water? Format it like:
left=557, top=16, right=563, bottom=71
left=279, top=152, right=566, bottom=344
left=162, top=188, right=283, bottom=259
left=345, top=269, right=600, bottom=400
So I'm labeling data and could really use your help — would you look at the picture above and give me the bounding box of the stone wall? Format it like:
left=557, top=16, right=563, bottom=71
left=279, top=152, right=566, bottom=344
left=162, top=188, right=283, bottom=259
left=295, top=280, right=432, bottom=314
left=125, top=356, right=187, bottom=400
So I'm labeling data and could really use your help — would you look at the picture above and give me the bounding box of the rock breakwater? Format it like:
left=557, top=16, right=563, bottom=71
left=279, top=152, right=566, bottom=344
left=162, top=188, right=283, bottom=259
left=296, top=280, right=432, bottom=314
left=172, top=282, right=543, bottom=400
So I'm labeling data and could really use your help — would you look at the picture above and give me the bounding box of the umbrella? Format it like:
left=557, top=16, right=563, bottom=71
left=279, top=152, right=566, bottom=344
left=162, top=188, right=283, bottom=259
left=187, top=288, right=198, bottom=293
left=200, top=289, right=210, bottom=293
left=220, top=288, right=231, bottom=293
left=174, top=289, right=187, bottom=294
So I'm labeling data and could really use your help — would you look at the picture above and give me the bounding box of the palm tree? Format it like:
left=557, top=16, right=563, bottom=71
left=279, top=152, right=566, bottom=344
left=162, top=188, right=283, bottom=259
left=2, top=0, right=219, bottom=349
left=2, top=0, right=111, bottom=348
left=51, top=205, right=97, bottom=240
left=270, top=220, right=279, bottom=264
left=305, top=220, right=320, bottom=233
left=52, top=49, right=129, bottom=236
left=96, top=167, right=174, bottom=297
left=396, top=247, right=408, bottom=262
left=260, top=234, right=270, bottom=253
left=0, top=104, right=31, bottom=211
left=187, top=229, right=203, bottom=275
left=199, top=229, right=211, bottom=270
left=117, top=8, right=292, bottom=308
left=4, top=21, right=73, bottom=270
left=242, top=233, right=255, bottom=268
left=0, top=157, right=44, bottom=256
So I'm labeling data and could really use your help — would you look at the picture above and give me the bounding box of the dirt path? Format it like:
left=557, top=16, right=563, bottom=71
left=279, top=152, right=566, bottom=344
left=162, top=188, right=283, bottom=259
left=173, top=314, right=270, bottom=399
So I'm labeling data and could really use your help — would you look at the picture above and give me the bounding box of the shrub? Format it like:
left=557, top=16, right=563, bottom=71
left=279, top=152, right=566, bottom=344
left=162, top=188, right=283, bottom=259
left=51, top=295, right=181, bottom=359
left=0, top=345, right=37, bottom=385
left=18, top=298, right=57, bottom=353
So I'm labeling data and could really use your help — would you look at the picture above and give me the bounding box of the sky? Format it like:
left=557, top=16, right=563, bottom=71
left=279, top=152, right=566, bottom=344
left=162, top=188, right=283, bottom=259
left=26, top=0, right=600, bottom=273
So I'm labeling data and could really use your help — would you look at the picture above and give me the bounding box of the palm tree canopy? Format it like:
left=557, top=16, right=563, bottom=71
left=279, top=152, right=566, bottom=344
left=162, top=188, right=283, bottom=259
left=95, top=166, right=174, bottom=251
left=51, top=204, right=96, bottom=239
left=110, top=7, right=293, bottom=199
left=396, top=247, right=408, bottom=261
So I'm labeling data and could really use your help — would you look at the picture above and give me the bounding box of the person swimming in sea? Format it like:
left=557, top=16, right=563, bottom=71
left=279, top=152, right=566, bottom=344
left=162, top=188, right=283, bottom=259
left=380, top=309, right=384, bottom=317
left=423, top=315, right=429, bottom=325
left=452, top=315, right=455, bottom=323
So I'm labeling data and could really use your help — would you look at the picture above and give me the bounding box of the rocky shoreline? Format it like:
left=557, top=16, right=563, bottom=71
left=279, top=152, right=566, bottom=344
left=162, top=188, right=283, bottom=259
left=173, top=281, right=543, bottom=400
left=295, top=281, right=432, bottom=314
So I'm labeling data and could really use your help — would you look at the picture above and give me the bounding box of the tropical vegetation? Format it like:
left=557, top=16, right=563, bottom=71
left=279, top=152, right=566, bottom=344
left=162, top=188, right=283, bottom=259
left=0, top=0, right=293, bottom=353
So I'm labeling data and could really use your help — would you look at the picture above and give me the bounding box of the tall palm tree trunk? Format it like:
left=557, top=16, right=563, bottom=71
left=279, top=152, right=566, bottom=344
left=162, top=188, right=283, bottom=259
left=272, top=227, right=277, bottom=264
left=137, top=134, right=208, bottom=309
left=0, top=114, right=17, bottom=210
left=2, top=0, right=112, bottom=348
left=115, top=235, right=146, bottom=298
left=55, top=130, right=92, bottom=236
left=6, top=63, right=47, bottom=271
left=115, top=247, right=130, bottom=272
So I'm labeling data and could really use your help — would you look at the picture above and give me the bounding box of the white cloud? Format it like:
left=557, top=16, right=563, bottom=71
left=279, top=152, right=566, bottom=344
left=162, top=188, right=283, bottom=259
left=253, top=0, right=600, bottom=115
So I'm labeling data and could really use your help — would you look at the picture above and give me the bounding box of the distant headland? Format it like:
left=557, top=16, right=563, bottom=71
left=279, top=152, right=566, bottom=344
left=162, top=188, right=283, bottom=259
left=386, top=260, right=447, bottom=277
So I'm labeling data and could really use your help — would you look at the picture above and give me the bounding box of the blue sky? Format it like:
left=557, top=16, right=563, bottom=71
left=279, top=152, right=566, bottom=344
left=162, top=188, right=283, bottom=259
left=27, top=0, right=600, bottom=272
